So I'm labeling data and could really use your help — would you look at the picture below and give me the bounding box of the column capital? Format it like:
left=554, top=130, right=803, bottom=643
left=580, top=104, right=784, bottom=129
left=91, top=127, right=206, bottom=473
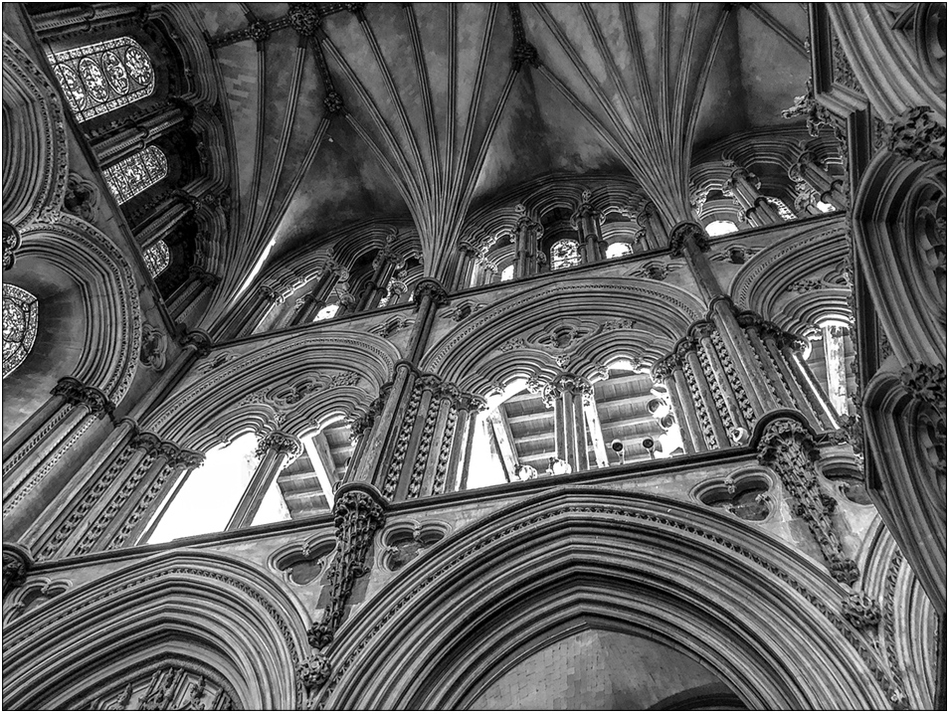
left=255, top=431, right=303, bottom=460
left=2, top=543, right=33, bottom=596
left=180, top=330, right=213, bottom=357
left=412, top=278, right=449, bottom=308
left=668, top=221, right=709, bottom=258
left=51, top=378, right=115, bottom=419
left=540, top=371, right=593, bottom=408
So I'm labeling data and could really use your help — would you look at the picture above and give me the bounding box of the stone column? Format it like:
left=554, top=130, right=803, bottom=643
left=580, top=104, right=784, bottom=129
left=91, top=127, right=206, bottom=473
left=226, top=432, right=302, bottom=531
left=789, top=150, right=848, bottom=210
left=513, top=204, right=544, bottom=278
left=679, top=339, right=729, bottom=450
left=233, top=285, right=284, bottom=337
left=135, top=450, right=207, bottom=546
left=722, top=166, right=783, bottom=227
left=695, top=324, right=749, bottom=440
left=543, top=372, right=592, bottom=472
left=757, top=417, right=858, bottom=585
left=2, top=379, right=114, bottom=538
left=134, top=195, right=195, bottom=250
left=104, top=445, right=204, bottom=550
left=780, top=338, right=839, bottom=431
left=634, top=202, right=667, bottom=251
left=653, top=357, right=697, bottom=454
left=166, top=267, right=219, bottom=321
left=570, top=189, right=606, bottom=263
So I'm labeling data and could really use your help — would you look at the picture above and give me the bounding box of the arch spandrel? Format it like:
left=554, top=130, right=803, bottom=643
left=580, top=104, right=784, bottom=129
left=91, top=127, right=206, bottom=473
left=321, top=487, right=895, bottom=710
left=422, top=278, right=706, bottom=387
left=144, top=330, right=401, bottom=443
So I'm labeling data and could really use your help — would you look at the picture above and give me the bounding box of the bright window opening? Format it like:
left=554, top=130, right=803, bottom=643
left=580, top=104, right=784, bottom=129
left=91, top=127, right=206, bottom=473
left=550, top=239, right=581, bottom=270
left=143, top=240, right=170, bottom=277
left=315, top=303, right=340, bottom=321
left=705, top=220, right=738, bottom=237
left=500, top=264, right=515, bottom=282
left=606, top=242, right=633, bottom=259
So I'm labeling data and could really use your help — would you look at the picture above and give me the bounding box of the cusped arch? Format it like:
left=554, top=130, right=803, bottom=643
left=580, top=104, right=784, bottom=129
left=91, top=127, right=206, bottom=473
left=3, top=214, right=142, bottom=437
left=729, top=219, right=850, bottom=333
left=145, top=330, right=401, bottom=445
left=1, top=550, right=309, bottom=710
left=322, top=488, right=894, bottom=710
left=2, top=32, right=68, bottom=229
left=422, top=278, right=705, bottom=389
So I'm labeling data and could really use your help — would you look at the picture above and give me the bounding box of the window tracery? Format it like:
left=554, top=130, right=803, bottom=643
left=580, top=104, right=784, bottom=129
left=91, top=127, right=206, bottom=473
left=143, top=240, right=170, bottom=277
left=48, top=37, right=155, bottom=123
left=2, top=285, right=39, bottom=379
left=550, top=239, right=581, bottom=270
left=102, top=146, right=168, bottom=204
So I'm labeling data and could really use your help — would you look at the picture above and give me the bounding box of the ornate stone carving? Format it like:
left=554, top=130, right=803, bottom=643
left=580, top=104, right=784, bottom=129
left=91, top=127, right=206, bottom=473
left=412, top=279, right=449, bottom=308
left=841, top=592, right=882, bottom=630
left=629, top=261, right=676, bottom=280
left=3, top=222, right=21, bottom=270
left=308, top=487, right=386, bottom=649
left=297, top=653, right=332, bottom=690
left=2, top=544, right=31, bottom=596
left=255, top=431, right=303, bottom=461
left=324, top=90, right=345, bottom=115
left=139, top=323, right=167, bottom=371
left=668, top=221, right=709, bottom=258
left=62, top=173, right=100, bottom=222
left=289, top=3, right=323, bottom=37
left=782, top=81, right=833, bottom=137
left=899, top=361, right=947, bottom=411
left=180, top=330, right=213, bottom=358
left=540, top=372, right=593, bottom=408
left=757, top=418, right=859, bottom=585
left=885, top=106, right=947, bottom=163
left=51, top=377, right=115, bottom=419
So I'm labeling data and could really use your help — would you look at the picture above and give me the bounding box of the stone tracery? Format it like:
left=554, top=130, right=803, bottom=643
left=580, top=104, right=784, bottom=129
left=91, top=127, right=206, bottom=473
left=0, top=2, right=945, bottom=711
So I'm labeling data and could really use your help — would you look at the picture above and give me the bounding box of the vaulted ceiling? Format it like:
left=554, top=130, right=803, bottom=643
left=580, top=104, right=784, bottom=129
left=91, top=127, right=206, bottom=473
left=195, top=2, right=810, bottom=308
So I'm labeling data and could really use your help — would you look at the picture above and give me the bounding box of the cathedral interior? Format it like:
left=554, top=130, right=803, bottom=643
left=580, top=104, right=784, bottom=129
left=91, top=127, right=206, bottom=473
left=1, top=2, right=947, bottom=710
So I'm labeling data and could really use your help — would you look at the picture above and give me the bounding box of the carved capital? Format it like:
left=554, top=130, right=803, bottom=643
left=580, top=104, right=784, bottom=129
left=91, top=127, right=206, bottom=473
left=412, top=279, right=449, bottom=308
left=181, top=330, right=213, bottom=357
left=255, top=431, right=303, bottom=460
left=541, top=372, right=593, bottom=408
left=131, top=431, right=163, bottom=455
left=899, top=362, right=947, bottom=411
left=2, top=544, right=32, bottom=596
left=886, top=106, right=947, bottom=163
left=668, top=221, right=709, bottom=258
left=757, top=417, right=818, bottom=465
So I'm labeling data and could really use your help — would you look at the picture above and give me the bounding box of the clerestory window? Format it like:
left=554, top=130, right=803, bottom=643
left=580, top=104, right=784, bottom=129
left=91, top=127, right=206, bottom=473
left=102, top=145, right=168, bottom=204
left=550, top=239, right=581, bottom=270
left=48, top=37, right=155, bottom=123
left=143, top=240, right=171, bottom=277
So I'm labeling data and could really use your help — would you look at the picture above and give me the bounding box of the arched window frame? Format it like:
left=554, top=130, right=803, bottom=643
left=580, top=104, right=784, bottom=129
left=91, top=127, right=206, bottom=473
left=102, top=145, right=169, bottom=204
left=2, top=284, right=39, bottom=378
left=550, top=238, right=582, bottom=271
left=48, top=37, right=155, bottom=123
left=143, top=240, right=171, bottom=278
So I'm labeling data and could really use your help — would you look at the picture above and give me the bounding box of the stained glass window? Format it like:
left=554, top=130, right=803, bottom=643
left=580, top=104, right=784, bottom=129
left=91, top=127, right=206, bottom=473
left=550, top=239, right=581, bottom=271
left=2, top=285, right=39, bottom=378
left=765, top=197, right=797, bottom=222
left=102, top=146, right=168, bottom=204
left=143, top=240, right=170, bottom=277
left=48, top=37, right=155, bottom=123
left=606, top=242, right=633, bottom=259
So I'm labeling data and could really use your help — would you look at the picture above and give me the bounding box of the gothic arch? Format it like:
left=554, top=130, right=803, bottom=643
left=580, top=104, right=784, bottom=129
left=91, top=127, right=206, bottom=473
left=143, top=331, right=400, bottom=445
left=0, top=550, right=309, bottom=710
left=422, top=278, right=705, bottom=390
left=321, top=488, right=894, bottom=710
left=852, top=151, right=946, bottom=365
left=1, top=32, right=69, bottom=230
left=728, top=218, right=850, bottom=334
